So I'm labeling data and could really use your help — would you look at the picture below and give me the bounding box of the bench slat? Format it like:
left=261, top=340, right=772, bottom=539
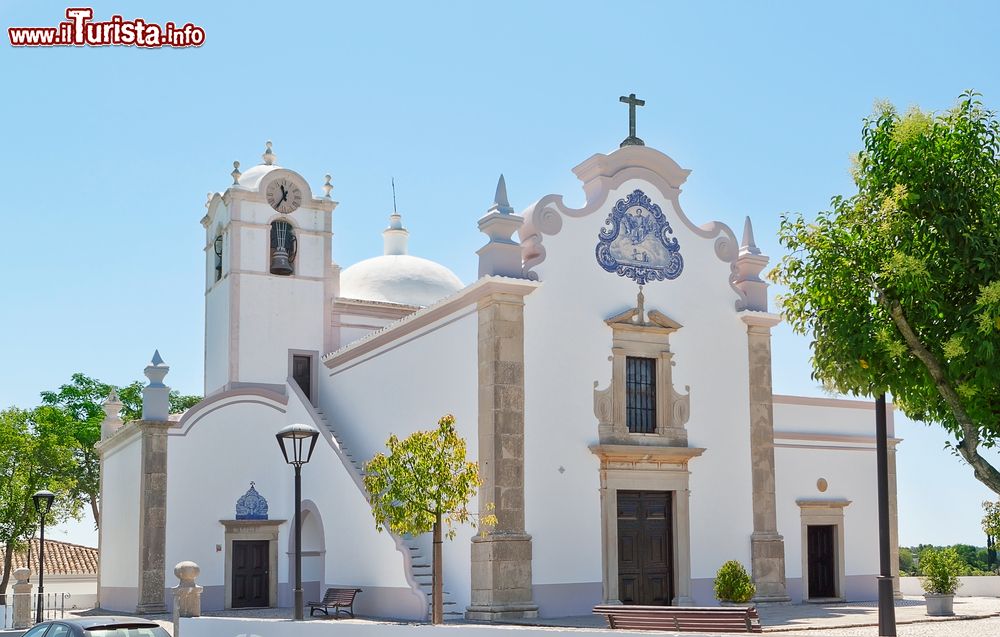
left=593, top=604, right=761, bottom=634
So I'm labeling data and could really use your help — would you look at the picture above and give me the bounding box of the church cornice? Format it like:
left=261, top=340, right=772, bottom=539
left=323, top=276, right=540, bottom=371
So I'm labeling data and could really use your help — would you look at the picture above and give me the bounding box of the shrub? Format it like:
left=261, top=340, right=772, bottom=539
left=713, top=560, right=756, bottom=603
left=920, top=547, right=964, bottom=595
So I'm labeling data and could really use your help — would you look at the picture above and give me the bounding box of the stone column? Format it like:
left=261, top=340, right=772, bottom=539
left=467, top=291, right=538, bottom=620
left=12, top=567, right=32, bottom=629
left=741, top=313, right=790, bottom=603
left=136, top=351, right=171, bottom=614
left=172, top=561, right=203, bottom=637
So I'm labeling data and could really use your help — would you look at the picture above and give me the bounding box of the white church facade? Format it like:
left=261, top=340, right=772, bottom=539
left=96, top=126, right=900, bottom=620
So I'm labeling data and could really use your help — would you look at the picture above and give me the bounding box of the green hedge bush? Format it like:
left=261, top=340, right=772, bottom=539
left=713, top=560, right=756, bottom=603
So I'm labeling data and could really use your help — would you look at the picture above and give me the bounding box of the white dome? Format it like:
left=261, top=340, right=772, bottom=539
left=237, top=164, right=280, bottom=189
left=339, top=254, right=464, bottom=307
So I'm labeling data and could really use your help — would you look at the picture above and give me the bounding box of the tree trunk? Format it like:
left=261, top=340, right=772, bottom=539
left=877, top=286, right=1000, bottom=494
left=0, top=541, right=15, bottom=606
left=89, top=491, right=100, bottom=530
left=432, top=512, right=442, bottom=625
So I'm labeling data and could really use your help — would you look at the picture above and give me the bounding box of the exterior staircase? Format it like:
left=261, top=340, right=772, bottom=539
left=402, top=533, right=463, bottom=620
left=307, top=397, right=460, bottom=621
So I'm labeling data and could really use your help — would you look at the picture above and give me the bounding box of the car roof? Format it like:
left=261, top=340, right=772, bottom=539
left=52, top=616, right=162, bottom=628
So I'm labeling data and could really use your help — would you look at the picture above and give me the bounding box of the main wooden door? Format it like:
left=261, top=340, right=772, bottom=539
left=232, top=540, right=269, bottom=608
left=617, top=490, right=673, bottom=605
left=807, top=525, right=836, bottom=598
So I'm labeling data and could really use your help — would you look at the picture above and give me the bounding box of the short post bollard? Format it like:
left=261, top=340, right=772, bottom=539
left=12, top=568, right=32, bottom=629
left=171, top=561, right=203, bottom=637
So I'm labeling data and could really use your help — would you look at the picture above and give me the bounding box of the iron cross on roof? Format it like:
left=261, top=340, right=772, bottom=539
left=619, top=93, right=646, bottom=147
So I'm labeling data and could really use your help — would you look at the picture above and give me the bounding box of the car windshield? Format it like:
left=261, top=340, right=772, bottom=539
left=85, top=628, right=170, bottom=637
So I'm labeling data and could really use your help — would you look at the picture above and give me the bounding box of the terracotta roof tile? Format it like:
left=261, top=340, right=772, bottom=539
left=5, top=539, right=98, bottom=576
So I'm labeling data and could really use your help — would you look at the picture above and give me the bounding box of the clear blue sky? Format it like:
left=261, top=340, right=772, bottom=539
left=3, top=1, right=999, bottom=548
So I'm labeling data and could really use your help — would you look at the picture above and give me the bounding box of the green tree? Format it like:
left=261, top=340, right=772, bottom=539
left=363, top=415, right=493, bottom=624
left=0, top=408, right=81, bottom=603
left=38, top=373, right=201, bottom=528
left=899, top=547, right=915, bottom=575
left=983, top=500, right=1000, bottom=571
left=774, top=91, right=1000, bottom=494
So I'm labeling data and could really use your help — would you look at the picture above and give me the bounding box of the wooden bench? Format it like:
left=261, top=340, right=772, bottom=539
left=308, top=587, right=363, bottom=618
left=593, top=604, right=762, bottom=633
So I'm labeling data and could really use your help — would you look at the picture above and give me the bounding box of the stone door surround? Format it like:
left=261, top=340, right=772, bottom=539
left=220, top=519, right=285, bottom=609
left=590, top=444, right=704, bottom=606
left=796, top=499, right=849, bottom=602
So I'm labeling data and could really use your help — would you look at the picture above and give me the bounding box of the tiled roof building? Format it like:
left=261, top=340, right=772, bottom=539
left=8, top=539, right=98, bottom=576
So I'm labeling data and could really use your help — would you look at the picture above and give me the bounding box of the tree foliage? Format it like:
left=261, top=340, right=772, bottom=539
left=363, top=415, right=493, bottom=623
left=0, top=408, right=81, bottom=602
left=774, top=91, right=1000, bottom=494
left=983, top=500, right=1000, bottom=539
left=36, top=373, right=200, bottom=528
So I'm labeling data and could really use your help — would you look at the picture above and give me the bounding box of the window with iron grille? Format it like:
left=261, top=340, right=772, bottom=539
left=626, top=356, right=656, bottom=433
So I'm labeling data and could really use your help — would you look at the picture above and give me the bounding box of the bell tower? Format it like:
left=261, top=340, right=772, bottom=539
left=201, top=142, right=338, bottom=396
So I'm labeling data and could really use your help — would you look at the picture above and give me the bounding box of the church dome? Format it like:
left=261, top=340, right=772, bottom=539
left=237, top=163, right=280, bottom=190
left=338, top=210, right=464, bottom=307
left=235, top=141, right=281, bottom=189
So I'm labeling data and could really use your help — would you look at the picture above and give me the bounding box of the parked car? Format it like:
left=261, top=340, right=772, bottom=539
left=17, top=617, right=169, bottom=637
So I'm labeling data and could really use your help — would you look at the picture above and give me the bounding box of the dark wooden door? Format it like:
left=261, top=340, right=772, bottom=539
left=292, top=355, right=312, bottom=402
left=807, top=525, right=836, bottom=598
left=618, top=490, right=673, bottom=605
left=232, top=540, right=269, bottom=608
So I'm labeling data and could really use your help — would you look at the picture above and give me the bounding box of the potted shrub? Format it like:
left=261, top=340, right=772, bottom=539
left=714, top=560, right=756, bottom=605
left=919, top=547, right=963, bottom=616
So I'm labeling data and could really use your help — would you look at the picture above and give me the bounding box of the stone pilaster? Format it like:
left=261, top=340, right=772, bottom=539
left=136, top=350, right=172, bottom=614
left=467, top=291, right=538, bottom=620
left=741, top=313, right=790, bottom=603
left=136, top=419, right=171, bottom=614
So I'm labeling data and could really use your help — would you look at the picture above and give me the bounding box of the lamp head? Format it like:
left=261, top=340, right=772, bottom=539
left=275, top=423, right=320, bottom=467
left=32, top=490, right=55, bottom=516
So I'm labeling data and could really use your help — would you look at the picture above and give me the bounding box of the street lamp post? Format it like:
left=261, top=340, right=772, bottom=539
left=32, top=490, right=55, bottom=624
left=875, top=394, right=896, bottom=636
left=275, top=423, right=319, bottom=621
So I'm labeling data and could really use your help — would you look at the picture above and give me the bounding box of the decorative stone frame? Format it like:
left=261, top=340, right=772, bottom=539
left=594, top=293, right=690, bottom=446
left=796, top=499, right=850, bottom=602
left=590, top=444, right=704, bottom=606
left=220, top=519, right=285, bottom=609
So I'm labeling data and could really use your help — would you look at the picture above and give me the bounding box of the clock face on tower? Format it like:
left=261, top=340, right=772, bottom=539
left=265, top=178, right=302, bottom=214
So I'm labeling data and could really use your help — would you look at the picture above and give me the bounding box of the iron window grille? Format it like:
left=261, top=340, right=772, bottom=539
left=626, top=356, right=656, bottom=433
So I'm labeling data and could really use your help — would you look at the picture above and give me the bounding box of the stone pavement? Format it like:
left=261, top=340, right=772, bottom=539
left=71, top=596, right=1000, bottom=636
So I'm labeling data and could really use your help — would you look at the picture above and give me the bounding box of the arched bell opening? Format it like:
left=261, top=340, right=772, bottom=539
left=270, top=220, right=297, bottom=276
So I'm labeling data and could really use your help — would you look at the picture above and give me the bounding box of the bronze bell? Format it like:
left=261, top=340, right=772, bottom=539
left=270, top=246, right=293, bottom=276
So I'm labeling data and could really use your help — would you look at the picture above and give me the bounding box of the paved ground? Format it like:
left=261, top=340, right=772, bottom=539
left=69, top=596, right=1000, bottom=636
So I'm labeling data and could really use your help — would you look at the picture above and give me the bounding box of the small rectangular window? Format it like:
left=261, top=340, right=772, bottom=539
left=626, top=356, right=656, bottom=433
left=292, top=354, right=312, bottom=402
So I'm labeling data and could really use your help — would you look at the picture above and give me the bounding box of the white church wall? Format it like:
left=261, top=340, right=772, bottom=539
left=334, top=311, right=397, bottom=348
left=204, top=277, right=230, bottom=395
left=322, top=308, right=480, bottom=613
left=97, top=430, right=142, bottom=611
left=164, top=390, right=418, bottom=617
left=775, top=445, right=880, bottom=602
left=521, top=176, right=754, bottom=608
left=234, top=275, right=325, bottom=384
left=773, top=396, right=885, bottom=437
